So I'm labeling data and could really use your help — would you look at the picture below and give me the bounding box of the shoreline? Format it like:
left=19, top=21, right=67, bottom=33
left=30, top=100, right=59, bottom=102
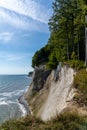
left=18, top=95, right=30, bottom=116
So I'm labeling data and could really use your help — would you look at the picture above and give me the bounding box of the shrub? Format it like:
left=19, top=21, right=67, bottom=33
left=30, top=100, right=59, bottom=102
left=74, top=69, right=87, bottom=94
left=32, top=45, right=52, bottom=67
left=0, top=113, right=87, bottom=130
left=70, top=60, right=85, bottom=70
left=74, top=69, right=87, bottom=106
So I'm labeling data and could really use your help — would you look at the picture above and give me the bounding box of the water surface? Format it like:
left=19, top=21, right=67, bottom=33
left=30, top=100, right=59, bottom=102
left=0, top=75, right=31, bottom=124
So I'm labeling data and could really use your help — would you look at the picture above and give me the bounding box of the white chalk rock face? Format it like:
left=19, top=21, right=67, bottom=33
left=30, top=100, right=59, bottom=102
left=40, top=66, right=75, bottom=121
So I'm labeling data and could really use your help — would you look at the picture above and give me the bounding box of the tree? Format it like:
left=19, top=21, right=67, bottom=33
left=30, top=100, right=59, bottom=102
left=32, top=45, right=52, bottom=67
left=49, top=0, right=86, bottom=61
left=32, top=0, right=87, bottom=70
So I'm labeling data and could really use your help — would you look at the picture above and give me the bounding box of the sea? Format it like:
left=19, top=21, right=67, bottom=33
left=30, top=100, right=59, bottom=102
left=0, top=75, right=31, bottom=124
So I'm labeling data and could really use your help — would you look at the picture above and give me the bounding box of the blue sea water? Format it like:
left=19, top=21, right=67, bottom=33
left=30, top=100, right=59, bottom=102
left=0, top=75, right=31, bottom=124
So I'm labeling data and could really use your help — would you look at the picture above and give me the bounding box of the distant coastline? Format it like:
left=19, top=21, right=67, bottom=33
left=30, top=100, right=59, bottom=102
left=28, top=71, right=33, bottom=77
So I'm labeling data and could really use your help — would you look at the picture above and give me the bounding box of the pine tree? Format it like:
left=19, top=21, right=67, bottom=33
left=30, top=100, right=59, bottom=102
left=49, top=0, right=85, bottom=61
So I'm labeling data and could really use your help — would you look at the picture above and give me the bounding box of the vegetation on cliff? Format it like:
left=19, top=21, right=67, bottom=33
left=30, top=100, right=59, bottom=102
left=0, top=113, right=87, bottom=130
left=32, top=0, right=87, bottom=69
left=74, top=69, right=87, bottom=106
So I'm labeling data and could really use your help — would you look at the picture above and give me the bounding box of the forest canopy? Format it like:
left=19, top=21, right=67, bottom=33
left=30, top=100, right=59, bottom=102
left=32, top=0, right=87, bottom=69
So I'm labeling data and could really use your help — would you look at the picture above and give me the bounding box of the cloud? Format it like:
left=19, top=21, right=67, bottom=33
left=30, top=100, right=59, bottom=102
left=0, top=0, right=51, bottom=23
left=0, top=0, right=52, bottom=32
left=0, top=7, right=49, bottom=33
left=0, top=51, right=33, bottom=62
left=6, top=55, right=24, bottom=61
left=0, top=32, right=14, bottom=42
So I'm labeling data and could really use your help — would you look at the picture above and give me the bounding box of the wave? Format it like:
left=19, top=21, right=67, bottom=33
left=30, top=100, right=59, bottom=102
left=0, top=100, right=17, bottom=106
left=0, top=97, right=6, bottom=101
left=0, top=87, right=29, bottom=97
left=0, top=101, right=9, bottom=105
left=7, top=100, right=17, bottom=104
left=0, top=75, right=31, bottom=124
left=17, top=100, right=27, bottom=117
left=0, top=92, right=12, bottom=97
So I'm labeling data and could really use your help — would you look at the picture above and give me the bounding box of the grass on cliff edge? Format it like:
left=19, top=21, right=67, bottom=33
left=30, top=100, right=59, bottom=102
left=0, top=113, right=87, bottom=130
left=74, top=69, right=87, bottom=106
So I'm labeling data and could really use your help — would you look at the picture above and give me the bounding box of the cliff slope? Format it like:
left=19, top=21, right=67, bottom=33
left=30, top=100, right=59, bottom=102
left=25, top=65, right=87, bottom=121
left=39, top=66, right=75, bottom=120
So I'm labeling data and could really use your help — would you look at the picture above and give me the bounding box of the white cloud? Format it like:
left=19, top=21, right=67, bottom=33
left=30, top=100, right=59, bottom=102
left=6, top=55, right=24, bottom=61
left=0, top=7, right=49, bottom=33
left=0, top=0, right=51, bottom=23
left=0, top=32, right=14, bottom=42
left=0, top=51, right=33, bottom=62
left=0, top=0, right=52, bottom=33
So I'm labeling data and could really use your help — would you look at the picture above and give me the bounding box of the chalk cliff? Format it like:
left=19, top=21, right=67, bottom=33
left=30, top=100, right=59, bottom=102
left=25, top=64, right=87, bottom=121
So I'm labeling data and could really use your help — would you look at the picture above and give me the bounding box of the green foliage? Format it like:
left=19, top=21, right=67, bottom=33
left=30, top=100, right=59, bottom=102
left=49, top=0, right=86, bottom=61
left=46, top=47, right=67, bottom=69
left=0, top=113, right=87, bottom=130
left=32, top=45, right=52, bottom=67
left=46, top=50, right=58, bottom=69
left=55, top=112, right=86, bottom=130
left=83, top=0, right=87, bottom=5
left=74, top=69, right=87, bottom=93
left=32, top=0, right=86, bottom=69
left=74, top=69, right=87, bottom=106
left=69, top=60, right=85, bottom=70
left=32, top=0, right=87, bottom=69
left=71, top=52, right=77, bottom=60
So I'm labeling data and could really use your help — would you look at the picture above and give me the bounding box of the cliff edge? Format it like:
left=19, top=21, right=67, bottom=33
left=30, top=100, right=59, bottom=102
left=25, top=64, right=87, bottom=121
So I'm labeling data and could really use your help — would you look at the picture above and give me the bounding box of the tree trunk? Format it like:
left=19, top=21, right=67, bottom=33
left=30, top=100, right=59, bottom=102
left=71, top=16, right=74, bottom=52
left=66, top=22, right=69, bottom=60
left=85, top=27, right=87, bottom=68
left=77, top=34, right=80, bottom=60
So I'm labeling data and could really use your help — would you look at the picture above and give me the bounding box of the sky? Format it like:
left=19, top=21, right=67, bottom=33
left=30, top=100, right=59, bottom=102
left=0, top=0, right=53, bottom=74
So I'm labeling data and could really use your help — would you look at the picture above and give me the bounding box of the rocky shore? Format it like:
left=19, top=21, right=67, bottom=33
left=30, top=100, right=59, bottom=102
left=18, top=95, right=30, bottom=116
